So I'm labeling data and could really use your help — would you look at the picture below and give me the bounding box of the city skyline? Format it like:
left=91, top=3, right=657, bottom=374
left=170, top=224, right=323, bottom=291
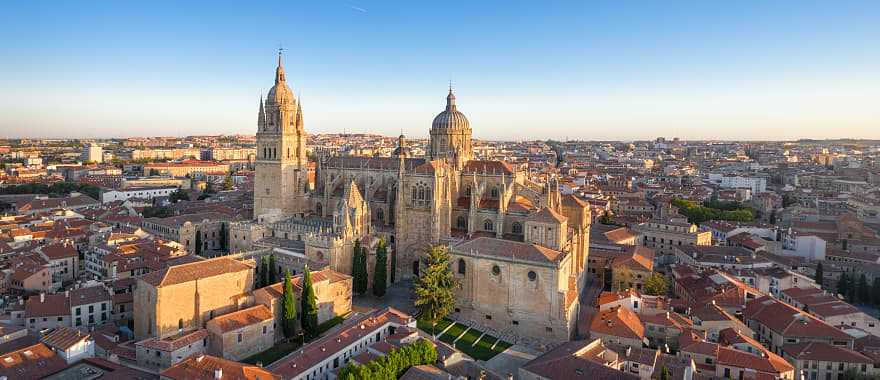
left=2, top=0, right=879, bottom=140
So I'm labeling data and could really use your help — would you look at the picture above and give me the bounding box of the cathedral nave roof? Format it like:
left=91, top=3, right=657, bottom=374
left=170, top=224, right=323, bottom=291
left=452, top=236, right=565, bottom=265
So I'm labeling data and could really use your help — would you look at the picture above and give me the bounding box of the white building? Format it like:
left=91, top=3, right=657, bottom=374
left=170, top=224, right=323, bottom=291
left=41, top=326, right=95, bottom=364
left=100, top=186, right=177, bottom=203
left=782, top=231, right=826, bottom=261
left=267, top=307, right=416, bottom=380
left=708, top=173, right=767, bottom=194
left=82, top=144, right=103, bottom=164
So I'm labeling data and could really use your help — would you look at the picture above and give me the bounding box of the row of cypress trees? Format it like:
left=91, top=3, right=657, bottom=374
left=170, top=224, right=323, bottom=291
left=352, top=238, right=389, bottom=297
left=255, top=254, right=278, bottom=288
left=280, top=265, right=319, bottom=338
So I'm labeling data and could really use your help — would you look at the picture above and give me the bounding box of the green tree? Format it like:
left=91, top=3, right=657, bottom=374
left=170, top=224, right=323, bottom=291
left=301, top=265, right=319, bottom=337
left=352, top=240, right=368, bottom=295
left=260, top=256, right=269, bottom=288
left=373, top=238, right=388, bottom=297
left=815, top=262, right=824, bottom=288
left=872, top=277, right=880, bottom=306
left=644, top=273, right=668, bottom=296
left=414, top=245, right=458, bottom=332
left=858, top=274, right=870, bottom=304
left=281, top=270, right=297, bottom=338
left=390, top=248, right=397, bottom=284
left=169, top=189, right=189, bottom=203
left=660, top=366, right=670, bottom=380
left=204, top=181, right=215, bottom=194
left=268, top=254, right=278, bottom=284
left=219, top=222, right=228, bottom=252
left=838, top=272, right=850, bottom=298
left=223, top=175, right=233, bottom=191
left=194, top=231, right=202, bottom=256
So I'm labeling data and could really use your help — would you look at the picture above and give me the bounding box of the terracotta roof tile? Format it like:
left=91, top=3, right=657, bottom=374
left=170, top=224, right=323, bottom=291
left=207, top=305, right=273, bottom=333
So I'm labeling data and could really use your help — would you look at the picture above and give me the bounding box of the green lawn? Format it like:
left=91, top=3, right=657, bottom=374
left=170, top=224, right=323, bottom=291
left=416, top=319, right=512, bottom=361
left=242, top=339, right=301, bottom=365
left=416, top=318, right=453, bottom=336
left=438, top=323, right=467, bottom=345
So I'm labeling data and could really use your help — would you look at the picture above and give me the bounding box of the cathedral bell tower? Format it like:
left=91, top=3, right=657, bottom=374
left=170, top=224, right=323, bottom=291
left=254, top=50, right=309, bottom=218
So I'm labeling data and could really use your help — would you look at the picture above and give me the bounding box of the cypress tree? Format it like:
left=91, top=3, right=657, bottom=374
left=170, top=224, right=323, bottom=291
left=353, top=240, right=368, bottom=295
left=390, top=246, right=396, bottom=284
left=219, top=222, right=228, bottom=253
left=301, top=265, right=319, bottom=337
left=660, top=366, right=670, bottom=380
left=261, top=256, right=269, bottom=288
left=858, top=274, right=870, bottom=304
left=373, top=238, right=387, bottom=297
left=268, top=254, right=278, bottom=284
left=815, top=262, right=824, bottom=288
left=872, top=277, right=880, bottom=306
left=194, top=231, right=202, bottom=256
left=837, top=272, right=849, bottom=298
left=281, top=270, right=297, bottom=338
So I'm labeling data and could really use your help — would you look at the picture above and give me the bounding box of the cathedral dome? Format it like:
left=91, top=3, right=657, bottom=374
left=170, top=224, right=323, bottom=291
left=267, top=51, right=296, bottom=105
left=431, top=88, right=470, bottom=131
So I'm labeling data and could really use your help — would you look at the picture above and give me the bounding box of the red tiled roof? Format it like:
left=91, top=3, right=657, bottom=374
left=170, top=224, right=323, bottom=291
left=590, top=306, right=645, bottom=340
left=0, top=343, right=68, bottom=379
left=453, top=237, right=565, bottom=264
left=207, top=305, right=273, bottom=333
left=41, top=326, right=90, bottom=351
left=161, top=353, right=280, bottom=380
left=141, top=256, right=252, bottom=287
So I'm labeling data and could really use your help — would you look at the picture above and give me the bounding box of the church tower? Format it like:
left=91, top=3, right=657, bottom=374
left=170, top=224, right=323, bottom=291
left=254, top=51, right=309, bottom=218
left=429, top=86, right=473, bottom=168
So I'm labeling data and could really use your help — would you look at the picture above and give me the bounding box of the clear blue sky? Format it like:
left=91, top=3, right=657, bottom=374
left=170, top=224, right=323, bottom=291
left=1, top=1, right=878, bottom=140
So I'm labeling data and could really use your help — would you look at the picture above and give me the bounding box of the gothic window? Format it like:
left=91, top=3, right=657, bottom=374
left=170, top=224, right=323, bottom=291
left=287, top=147, right=290, bottom=158
left=464, top=186, right=471, bottom=196
left=377, top=209, right=384, bottom=222
left=512, top=222, right=523, bottom=234
left=484, top=219, right=494, bottom=231
left=457, top=216, right=467, bottom=229
left=418, top=187, right=425, bottom=200
left=491, top=187, right=499, bottom=198
left=412, top=187, right=418, bottom=204
left=528, top=271, right=537, bottom=281
left=263, top=147, right=267, bottom=158
left=458, top=259, right=466, bottom=275
left=425, top=188, right=432, bottom=200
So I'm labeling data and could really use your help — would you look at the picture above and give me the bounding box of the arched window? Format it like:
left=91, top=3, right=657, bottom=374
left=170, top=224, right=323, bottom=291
left=425, top=188, right=432, bottom=200
left=178, top=319, right=183, bottom=330
left=512, top=222, right=523, bottom=234
left=418, top=187, right=425, bottom=200
left=465, top=186, right=471, bottom=196
left=377, top=209, right=384, bottom=222
left=458, top=259, right=466, bottom=275
left=457, top=216, right=467, bottom=229
left=412, top=187, right=418, bottom=201
left=484, top=219, right=494, bottom=231
left=491, top=187, right=499, bottom=198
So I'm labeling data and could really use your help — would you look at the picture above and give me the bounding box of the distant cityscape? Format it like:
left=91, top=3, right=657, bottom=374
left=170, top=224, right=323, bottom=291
left=3, top=57, right=880, bottom=380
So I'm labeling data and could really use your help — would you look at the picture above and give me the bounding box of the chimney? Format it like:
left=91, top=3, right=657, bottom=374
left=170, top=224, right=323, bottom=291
left=40, top=293, right=45, bottom=303
left=214, top=368, right=222, bottom=379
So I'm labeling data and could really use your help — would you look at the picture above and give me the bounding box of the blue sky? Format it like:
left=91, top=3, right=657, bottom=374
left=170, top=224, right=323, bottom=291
left=1, top=0, right=878, bottom=140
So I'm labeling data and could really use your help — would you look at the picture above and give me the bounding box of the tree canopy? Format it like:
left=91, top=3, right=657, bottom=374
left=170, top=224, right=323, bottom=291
left=414, top=245, right=458, bottom=325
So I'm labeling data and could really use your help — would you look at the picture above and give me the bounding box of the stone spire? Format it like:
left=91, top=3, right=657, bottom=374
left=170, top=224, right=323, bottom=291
left=446, top=83, right=456, bottom=111
left=257, top=95, right=265, bottom=130
left=275, top=48, right=286, bottom=84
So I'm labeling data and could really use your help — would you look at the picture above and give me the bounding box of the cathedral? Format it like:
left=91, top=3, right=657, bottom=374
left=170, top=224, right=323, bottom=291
left=232, top=52, right=591, bottom=346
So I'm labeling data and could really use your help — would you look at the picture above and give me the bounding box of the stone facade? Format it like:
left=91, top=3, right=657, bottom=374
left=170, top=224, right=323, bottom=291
left=134, top=257, right=254, bottom=340
left=243, top=53, right=592, bottom=348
